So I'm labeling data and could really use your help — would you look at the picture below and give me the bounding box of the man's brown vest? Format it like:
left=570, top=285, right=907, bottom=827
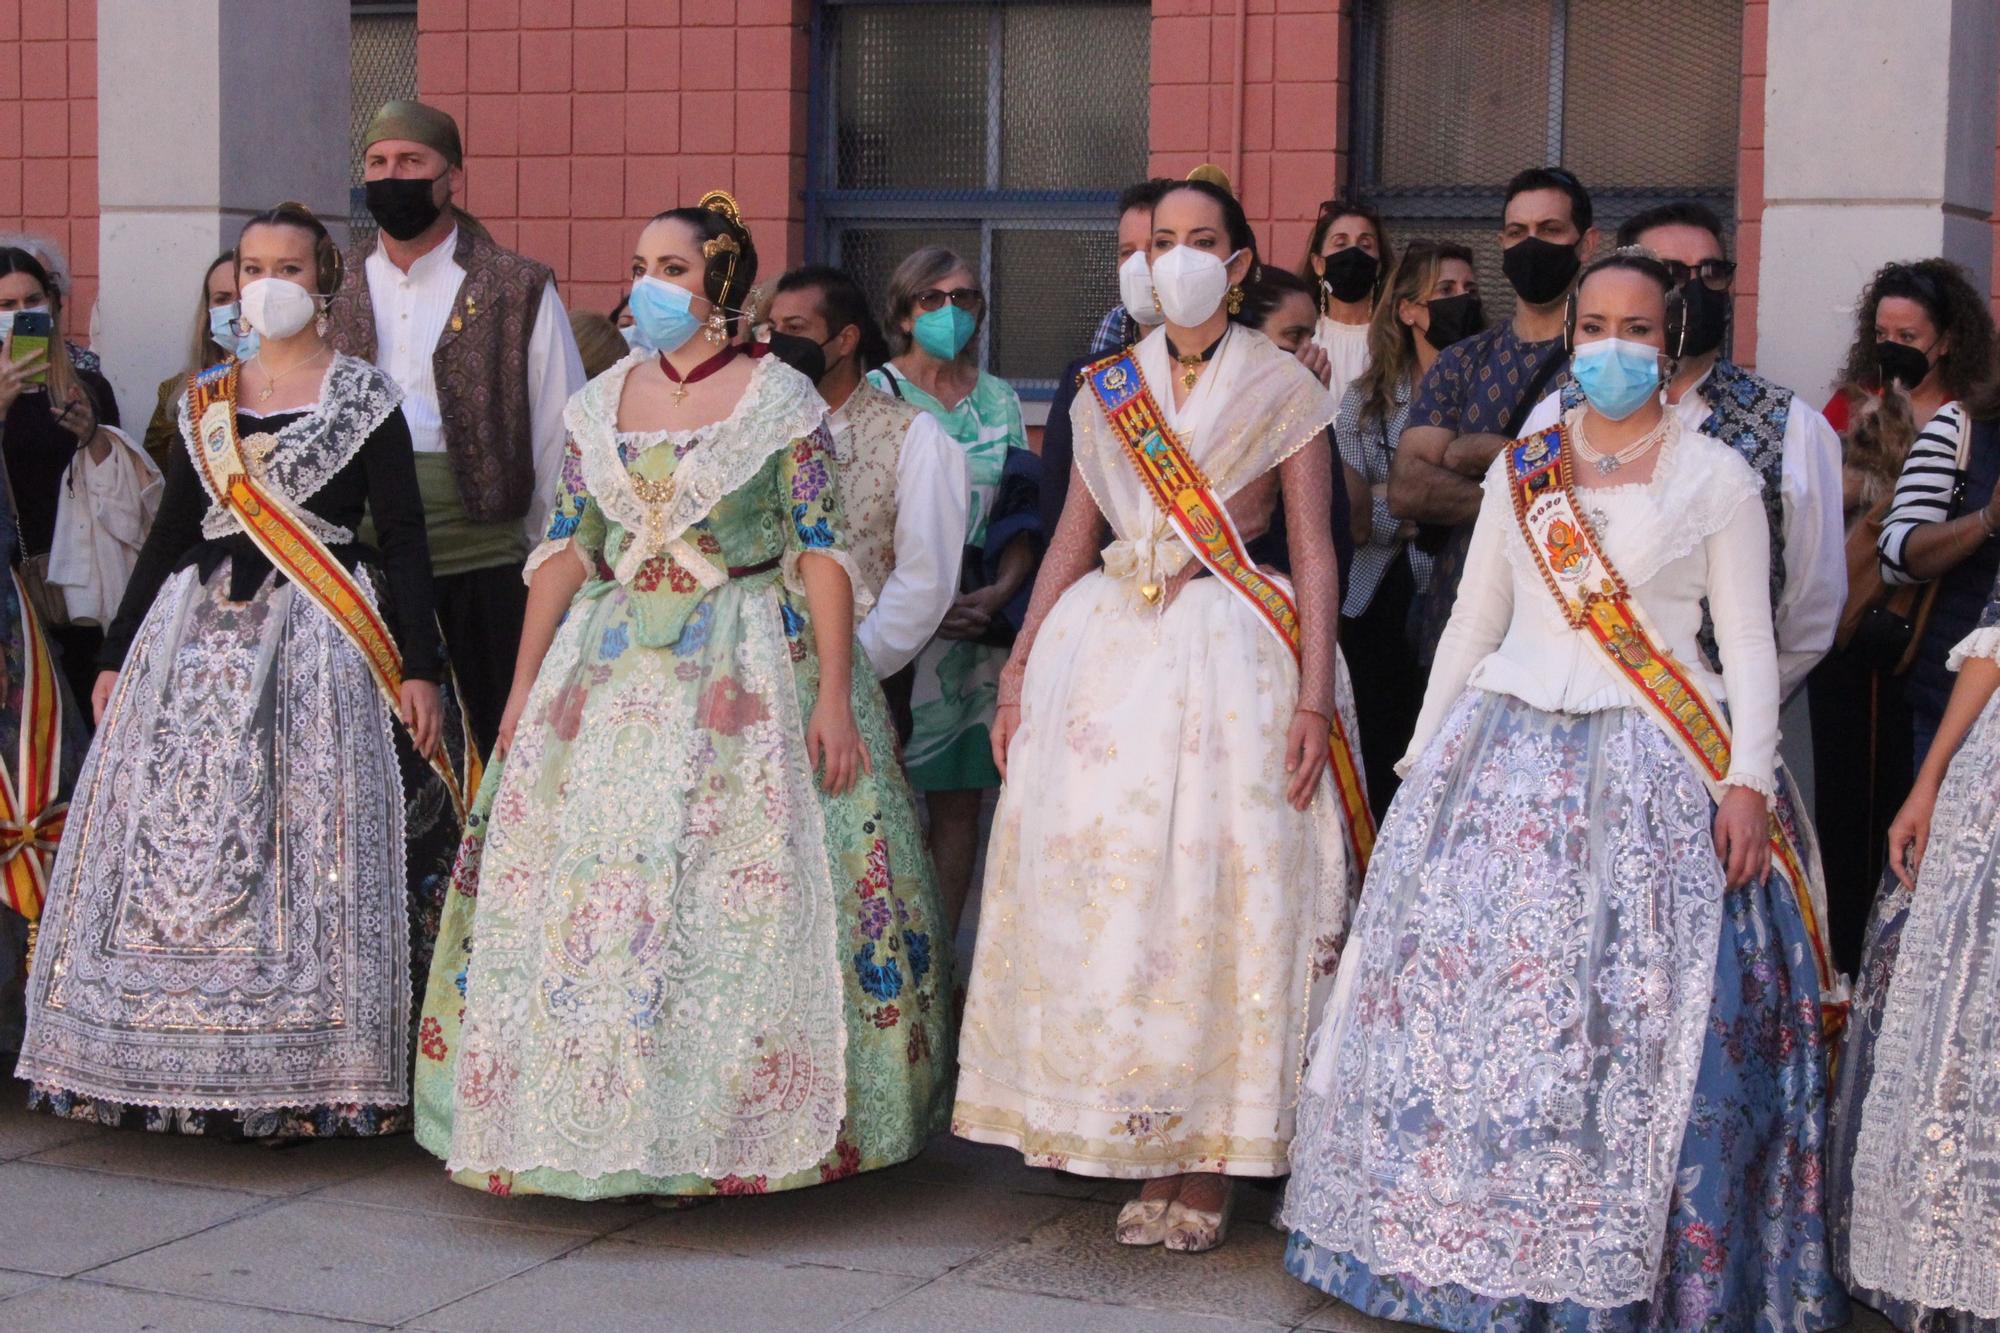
left=324, top=220, right=552, bottom=523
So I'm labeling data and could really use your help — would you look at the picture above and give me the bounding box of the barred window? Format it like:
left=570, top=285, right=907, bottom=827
left=349, top=2, right=419, bottom=248
left=1350, top=0, right=1742, bottom=302
left=810, top=0, right=1152, bottom=397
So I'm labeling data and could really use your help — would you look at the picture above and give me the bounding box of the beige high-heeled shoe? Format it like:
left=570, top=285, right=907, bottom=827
left=1163, top=1185, right=1235, bottom=1253
left=1115, top=1196, right=1174, bottom=1246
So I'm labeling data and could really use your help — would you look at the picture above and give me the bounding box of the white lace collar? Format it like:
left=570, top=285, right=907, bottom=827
left=563, top=349, right=828, bottom=583
left=185, top=353, right=403, bottom=544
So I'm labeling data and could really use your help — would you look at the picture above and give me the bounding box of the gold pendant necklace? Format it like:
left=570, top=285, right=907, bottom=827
left=253, top=346, right=328, bottom=403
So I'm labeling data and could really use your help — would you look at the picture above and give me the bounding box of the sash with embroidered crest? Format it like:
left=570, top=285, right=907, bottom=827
left=1082, top=349, right=1376, bottom=869
left=0, top=569, right=66, bottom=922
left=1504, top=423, right=1846, bottom=1037
left=186, top=362, right=475, bottom=818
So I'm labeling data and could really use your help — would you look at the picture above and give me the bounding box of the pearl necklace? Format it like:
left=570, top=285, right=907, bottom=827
left=1573, top=410, right=1671, bottom=477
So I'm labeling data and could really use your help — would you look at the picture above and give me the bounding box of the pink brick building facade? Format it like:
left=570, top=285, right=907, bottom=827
left=0, top=0, right=96, bottom=329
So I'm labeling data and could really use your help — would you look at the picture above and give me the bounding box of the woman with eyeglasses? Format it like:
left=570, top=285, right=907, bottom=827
left=412, top=195, right=951, bottom=1201
left=956, top=172, right=1360, bottom=1255
left=866, top=248, right=1034, bottom=933
left=1284, top=249, right=1843, bottom=1328
left=1299, top=199, right=1393, bottom=407
left=17, top=202, right=463, bottom=1140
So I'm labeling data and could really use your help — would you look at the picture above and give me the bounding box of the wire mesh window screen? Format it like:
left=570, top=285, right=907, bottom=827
left=814, top=0, right=1150, bottom=395
left=1354, top=0, right=1741, bottom=302
left=349, top=5, right=420, bottom=248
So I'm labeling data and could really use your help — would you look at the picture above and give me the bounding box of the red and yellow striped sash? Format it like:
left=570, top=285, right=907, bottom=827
left=1082, top=350, right=1376, bottom=869
left=187, top=363, right=473, bottom=818
left=0, top=569, right=66, bottom=920
left=1505, top=424, right=1845, bottom=1037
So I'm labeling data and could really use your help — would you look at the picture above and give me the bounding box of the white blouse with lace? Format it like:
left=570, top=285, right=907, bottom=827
left=1403, top=408, right=1782, bottom=797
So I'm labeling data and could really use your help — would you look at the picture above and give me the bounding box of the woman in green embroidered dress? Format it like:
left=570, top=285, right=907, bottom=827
left=413, top=196, right=953, bottom=1198
left=866, top=247, right=1035, bottom=928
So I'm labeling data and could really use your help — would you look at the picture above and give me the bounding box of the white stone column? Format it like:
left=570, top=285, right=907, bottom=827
left=95, top=0, right=350, bottom=428
left=1757, top=0, right=1997, bottom=402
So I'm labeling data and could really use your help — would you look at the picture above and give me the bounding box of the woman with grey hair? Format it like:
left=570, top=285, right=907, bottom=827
left=866, top=246, right=1034, bottom=930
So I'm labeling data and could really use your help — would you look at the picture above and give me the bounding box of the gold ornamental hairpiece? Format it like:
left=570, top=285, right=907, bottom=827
left=699, top=189, right=743, bottom=226
left=1186, top=164, right=1234, bottom=195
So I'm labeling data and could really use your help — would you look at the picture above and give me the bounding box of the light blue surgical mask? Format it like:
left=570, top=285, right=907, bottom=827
left=619, top=323, right=645, bottom=351
left=208, top=305, right=257, bottom=361
left=913, top=304, right=977, bottom=360
left=627, top=275, right=701, bottom=355
left=1569, top=336, right=1663, bottom=421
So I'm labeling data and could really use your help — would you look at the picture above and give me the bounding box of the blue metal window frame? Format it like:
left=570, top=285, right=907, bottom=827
left=805, top=0, right=1135, bottom=399
left=1346, top=0, right=1736, bottom=241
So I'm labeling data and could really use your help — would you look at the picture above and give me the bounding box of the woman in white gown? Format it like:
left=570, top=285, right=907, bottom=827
left=1282, top=249, right=1846, bottom=1330
left=953, top=173, right=1365, bottom=1254
left=1829, top=555, right=2000, bottom=1333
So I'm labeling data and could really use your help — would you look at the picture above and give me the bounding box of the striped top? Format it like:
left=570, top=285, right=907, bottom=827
left=1878, top=401, right=1969, bottom=586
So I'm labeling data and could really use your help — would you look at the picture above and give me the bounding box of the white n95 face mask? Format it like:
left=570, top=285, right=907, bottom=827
left=238, top=277, right=319, bottom=340
left=1119, top=250, right=1164, bottom=328
left=1149, top=245, right=1242, bottom=327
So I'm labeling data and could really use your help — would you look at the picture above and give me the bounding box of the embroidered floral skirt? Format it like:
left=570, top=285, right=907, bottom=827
left=16, top=561, right=463, bottom=1139
left=413, top=574, right=952, bottom=1199
left=1282, top=689, right=1845, bottom=1331
left=952, top=575, right=1356, bottom=1179
left=1828, top=684, right=2000, bottom=1333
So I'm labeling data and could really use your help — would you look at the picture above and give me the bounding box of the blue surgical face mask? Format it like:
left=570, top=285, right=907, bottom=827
left=627, top=275, right=702, bottom=355
left=208, top=305, right=258, bottom=361
left=619, top=323, right=645, bottom=351
left=913, top=304, right=978, bottom=360
left=1569, top=336, right=1663, bottom=421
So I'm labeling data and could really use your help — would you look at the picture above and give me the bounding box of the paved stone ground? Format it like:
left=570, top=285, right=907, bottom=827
left=0, top=1075, right=1900, bottom=1333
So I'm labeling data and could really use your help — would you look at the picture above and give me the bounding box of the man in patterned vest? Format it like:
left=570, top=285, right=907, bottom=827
left=766, top=265, right=969, bottom=739
left=324, top=100, right=585, bottom=755
left=1522, top=199, right=1844, bottom=701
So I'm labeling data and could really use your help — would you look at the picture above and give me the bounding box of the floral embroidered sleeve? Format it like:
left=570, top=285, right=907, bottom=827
left=524, top=436, right=604, bottom=582
left=779, top=424, right=876, bottom=616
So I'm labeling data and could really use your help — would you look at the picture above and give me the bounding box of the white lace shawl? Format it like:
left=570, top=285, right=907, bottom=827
left=182, top=354, right=403, bottom=545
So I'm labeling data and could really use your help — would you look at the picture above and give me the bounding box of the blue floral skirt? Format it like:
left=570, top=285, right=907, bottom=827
left=1285, top=699, right=1846, bottom=1332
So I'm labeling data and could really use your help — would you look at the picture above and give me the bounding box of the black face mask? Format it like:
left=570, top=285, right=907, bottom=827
left=1877, top=339, right=1934, bottom=393
left=365, top=175, right=447, bottom=243
left=1501, top=235, right=1582, bottom=306
left=1318, top=247, right=1379, bottom=305
left=1422, top=292, right=1485, bottom=351
left=1676, top=278, right=1729, bottom=359
left=766, top=330, right=832, bottom=383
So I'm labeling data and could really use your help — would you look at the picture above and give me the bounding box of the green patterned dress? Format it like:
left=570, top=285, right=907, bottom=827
left=865, top=365, right=1026, bottom=791
left=414, top=354, right=952, bottom=1199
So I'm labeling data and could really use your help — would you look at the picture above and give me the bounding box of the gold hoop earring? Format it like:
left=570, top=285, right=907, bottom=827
left=1225, top=285, right=1244, bottom=316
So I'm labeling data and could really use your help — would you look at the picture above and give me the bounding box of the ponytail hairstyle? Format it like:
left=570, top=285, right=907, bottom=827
left=648, top=190, right=759, bottom=335
left=237, top=202, right=344, bottom=296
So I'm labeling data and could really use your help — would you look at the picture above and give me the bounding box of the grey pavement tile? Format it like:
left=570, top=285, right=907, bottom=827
left=24, top=1125, right=417, bottom=1197
left=0, top=1080, right=106, bottom=1162
left=0, top=1268, right=51, bottom=1300
left=854, top=1281, right=1295, bottom=1332
left=411, top=1239, right=916, bottom=1333
left=0, top=1279, right=381, bottom=1330
left=616, top=1176, right=1078, bottom=1278
left=950, top=1196, right=1327, bottom=1327
left=887, top=1133, right=1102, bottom=1200
left=88, top=1198, right=584, bottom=1326
left=1298, top=1297, right=1424, bottom=1332
left=0, top=1161, right=265, bottom=1277
left=313, top=1151, right=651, bottom=1236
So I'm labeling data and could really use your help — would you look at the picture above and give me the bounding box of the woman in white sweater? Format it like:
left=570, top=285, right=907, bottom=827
left=1281, top=249, right=1846, bottom=1332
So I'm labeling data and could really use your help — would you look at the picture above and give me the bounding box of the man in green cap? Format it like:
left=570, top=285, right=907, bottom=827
left=324, top=99, right=585, bottom=758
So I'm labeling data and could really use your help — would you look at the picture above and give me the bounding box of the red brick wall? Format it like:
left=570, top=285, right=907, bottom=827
left=1148, top=0, right=1346, bottom=274
left=0, top=0, right=98, bottom=337
left=416, top=0, right=809, bottom=320
left=1735, top=0, right=1765, bottom=369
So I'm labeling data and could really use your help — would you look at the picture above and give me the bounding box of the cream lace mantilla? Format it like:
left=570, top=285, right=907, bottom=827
left=182, top=354, right=403, bottom=546
left=562, top=351, right=828, bottom=586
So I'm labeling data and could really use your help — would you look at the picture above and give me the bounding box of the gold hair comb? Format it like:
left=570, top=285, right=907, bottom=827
left=1186, top=164, right=1234, bottom=194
